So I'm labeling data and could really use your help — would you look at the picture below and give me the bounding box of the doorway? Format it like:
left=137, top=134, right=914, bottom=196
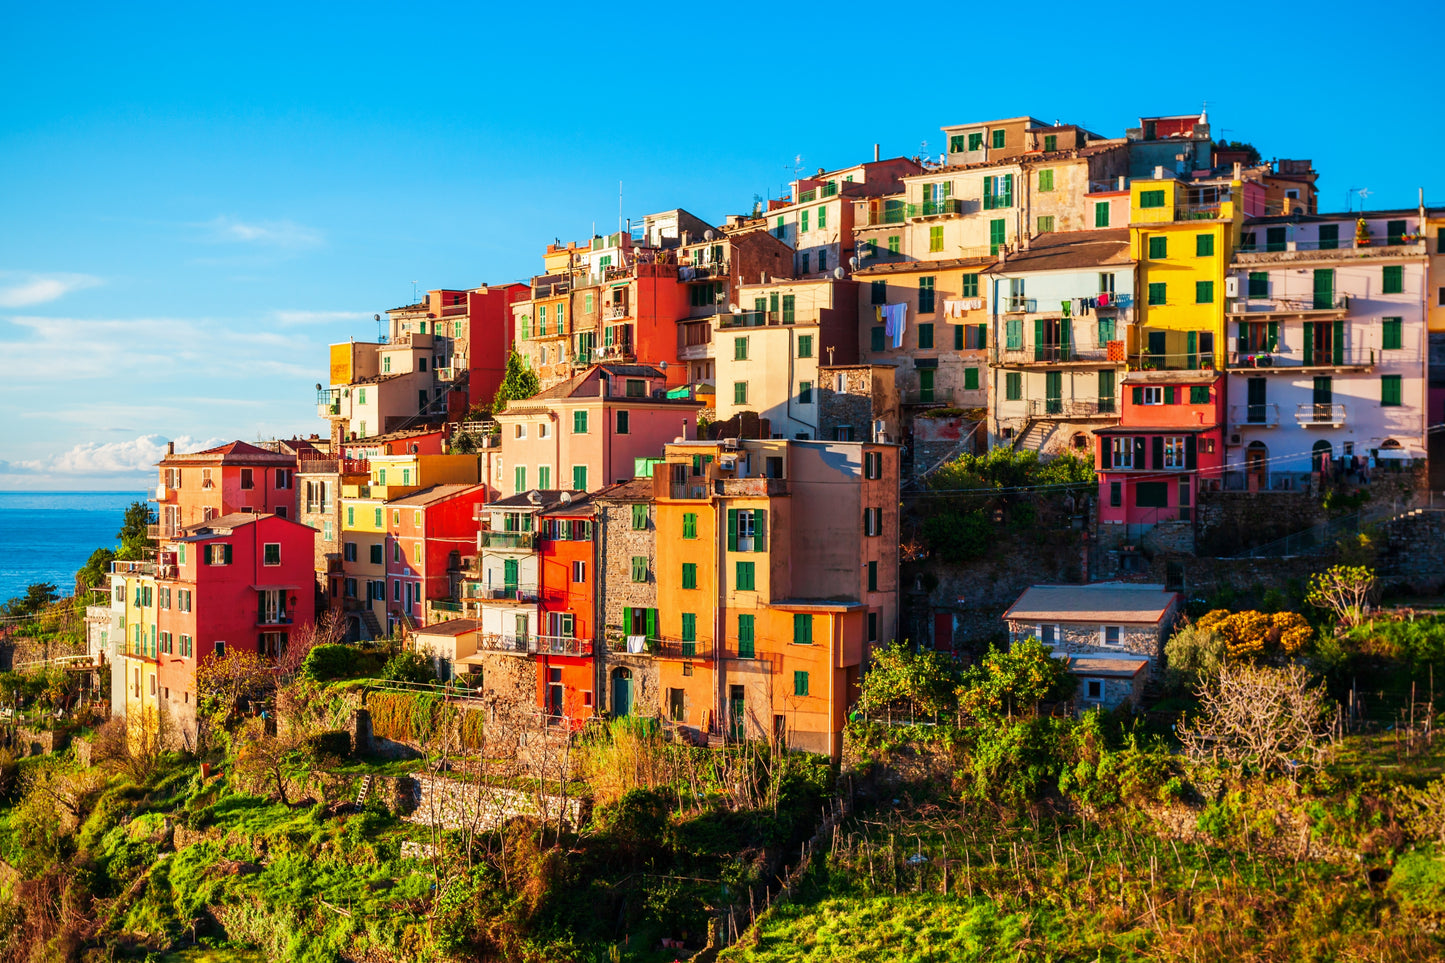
left=611, top=667, right=633, bottom=717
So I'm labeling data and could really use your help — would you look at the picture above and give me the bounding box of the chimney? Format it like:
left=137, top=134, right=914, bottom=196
left=1233, top=161, right=1242, bottom=180
left=1153, top=165, right=1165, bottom=180
left=167, top=441, right=175, bottom=455
left=1117, top=175, right=1126, bottom=191
left=874, top=143, right=880, bottom=162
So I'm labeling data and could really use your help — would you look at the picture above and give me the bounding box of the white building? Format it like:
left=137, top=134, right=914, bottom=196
left=1225, top=210, right=1429, bottom=486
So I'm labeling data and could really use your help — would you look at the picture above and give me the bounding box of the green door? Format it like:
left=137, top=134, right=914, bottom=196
left=503, top=558, right=519, bottom=598
left=612, top=669, right=633, bottom=717
left=1313, top=269, right=1334, bottom=310
left=918, top=368, right=935, bottom=403
left=1313, top=376, right=1333, bottom=423
left=729, top=684, right=746, bottom=740
left=1247, top=377, right=1267, bottom=423
left=1045, top=371, right=1063, bottom=415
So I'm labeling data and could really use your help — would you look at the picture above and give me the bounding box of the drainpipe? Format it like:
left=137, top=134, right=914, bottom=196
left=828, top=612, right=838, bottom=761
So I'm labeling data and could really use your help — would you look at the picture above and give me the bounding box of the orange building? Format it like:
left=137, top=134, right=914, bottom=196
left=152, top=440, right=306, bottom=537
left=536, top=493, right=599, bottom=724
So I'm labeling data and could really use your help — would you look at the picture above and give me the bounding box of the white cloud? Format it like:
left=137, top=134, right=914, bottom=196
left=202, top=216, right=323, bottom=249
left=0, top=272, right=102, bottom=308
left=273, top=309, right=370, bottom=326
left=14, top=434, right=225, bottom=476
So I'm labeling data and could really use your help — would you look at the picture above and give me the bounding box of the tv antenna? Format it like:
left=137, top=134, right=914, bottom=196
left=411, top=280, right=419, bottom=303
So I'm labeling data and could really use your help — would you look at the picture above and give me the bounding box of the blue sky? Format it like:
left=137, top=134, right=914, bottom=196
left=3, top=0, right=1441, bottom=489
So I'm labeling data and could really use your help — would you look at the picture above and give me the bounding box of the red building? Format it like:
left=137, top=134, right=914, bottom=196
left=536, top=493, right=598, bottom=726
left=383, top=483, right=490, bottom=631
left=156, top=512, right=317, bottom=739
left=1096, top=373, right=1224, bottom=544
left=152, top=440, right=302, bottom=537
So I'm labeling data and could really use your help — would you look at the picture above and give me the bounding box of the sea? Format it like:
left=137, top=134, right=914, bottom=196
left=0, top=491, right=148, bottom=605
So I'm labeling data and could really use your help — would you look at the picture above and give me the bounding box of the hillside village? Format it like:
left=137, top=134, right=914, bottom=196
left=4, top=110, right=1445, bottom=962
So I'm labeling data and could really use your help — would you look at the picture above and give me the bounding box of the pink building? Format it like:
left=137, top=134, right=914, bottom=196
left=1095, top=373, right=1224, bottom=551
left=383, top=483, right=490, bottom=631
left=493, top=364, right=704, bottom=496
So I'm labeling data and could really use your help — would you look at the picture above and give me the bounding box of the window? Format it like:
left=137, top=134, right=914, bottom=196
left=682, top=512, right=697, bottom=539
left=584, top=293, right=594, bottom=313
left=800, top=209, right=809, bottom=233
left=1318, top=224, right=1339, bottom=250
left=949, top=133, right=965, bottom=153
left=1109, top=481, right=1122, bottom=506
left=626, top=379, right=645, bottom=398
left=738, top=615, right=755, bottom=658
left=1148, top=236, right=1167, bottom=259
left=1139, top=190, right=1166, bottom=209
left=1136, top=481, right=1169, bottom=508
left=1383, top=317, right=1403, bottom=350
left=240, top=468, right=254, bottom=490
left=263, top=543, right=280, bottom=566
left=537, top=466, right=551, bottom=489
left=968, top=131, right=984, bottom=151
left=1006, top=318, right=1023, bottom=349
left=798, top=381, right=813, bottom=404
left=369, top=543, right=383, bottom=564
left=918, top=276, right=935, bottom=314
left=867, top=560, right=878, bottom=592
left=817, top=206, right=827, bottom=229
left=515, top=423, right=526, bottom=440
left=206, top=543, right=233, bottom=565
left=964, top=367, right=979, bottom=390
left=572, top=465, right=588, bottom=490
left=735, top=561, right=755, bottom=591
left=793, top=671, right=810, bottom=696
left=917, top=323, right=934, bottom=349
left=1248, top=272, right=1268, bottom=298
left=573, top=410, right=589, bottom=433
left=1094, top=202, right=1109, bottom=228
left=1036, top=215, right=1054, bottom=234
left=631, top=503, right=647, bottom=530
left=1110, top=436, right=1133, bottom=468
left=991, top=129, right=1005, bottom=149
left=374, top=507, right=382, bottom=527
left=1382, top=374, right=1403, bottom=407
left=928, top=225, right=943, bottom=253
left=344, top=541, right=356, bottom=562
left=1196, top=234, right=1214, bottom=257
left=1240, top=231, right=1257, bottom=252
left=1164, top=436, right=1187, bottom=468
left=782, top=295, right=795, bottom=323
left=1387, top=219, right=1407, bottom=245
left=1383, top=265, right=1404, bottom=294
left=616, top=410, right=629, bottom=434
left=514, top=466, right=527, bottom=492
left=887, top=235, right=900, bottom=254
left=863, top=506, right=883, bottom=536
left=1038, top=169, right=1054, bottom=192
left=799, top=253, right=810, bottom=274
left=864, top=451, right=883, bottom=479
left=1195, top=281, right=1214, bottom=304
left=631, top=556, right=647, bottom=582
left=961, top=273, right=979, bottom=297
left=870, top=280, right=886, bottom=304
left=797, top=334, right=813, bottom=358
left=982, top=174, right=1013, bottom=209
left=1005, top=372, right=1022, bottom=400
left=870, top=326, right=885, bottom=352
left=1148, top=283, right=1167, bottom=306
left=682, top=563, right=698, bottom=590
left=793, top=613, right=813, bottom=645
left=1190, top=385, right=1210, bottom=404
left=1043, top=134, right=1057, bottom=152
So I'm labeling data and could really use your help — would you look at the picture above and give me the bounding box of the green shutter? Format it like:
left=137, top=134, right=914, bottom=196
left=683, top=512, right=696, bottom=538
left=1132, top=386, right=1144, bottom=405
left=794, top=613, right=812, bottom=644
left=964, top=367, right=979, bottom=390
left=646, top=607, right=658, bottom=639
left=954, top=324, right=963, bottom=350
left=727, top=509, right=738, bottom=551
left=1303, top=322, right=1314, bottom=365
left=1382, top=374, right=1403, bottom=406
left=1383, top=317, right=1403, bottom=350
left=738, top=614, right=755, bottom=658
left=1033, top=318, right=1044, bottom=361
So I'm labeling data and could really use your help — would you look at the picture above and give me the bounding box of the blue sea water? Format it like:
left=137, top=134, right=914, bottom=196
left=0, top=491, right=148, bottom=604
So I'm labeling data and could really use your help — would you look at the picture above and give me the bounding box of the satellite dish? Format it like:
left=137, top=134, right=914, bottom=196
left=704, top=229, right=715, bottom=241
left=560, top=492, right=573, bottom=504
left=729, top=304, right=741, bottom=314
left=849, top=256, right=860, bottom=271
left=410, top=444, right=419, bottom=453
left=834, top=266, right=846, bottom=279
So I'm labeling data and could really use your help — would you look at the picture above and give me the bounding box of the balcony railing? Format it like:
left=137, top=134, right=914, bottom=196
left=1230, top=404, right=1281, bottom=427
left=1175, top=203, right=1223, bottom=221
left=604, top=305, right=629, bottom=320
left=652, top=638, right=712, bottom=661
left=1028, top=399, right=1117, bottom=420
left=995, top=345, right=1114, bottom=365
left=1234, top=238, right=1426, bottom=263
left=1295, top=403, right=1347, bottom=427
left=477, top=633, right=531, bottom=654
left=1226, top=347, right=1375, bottom=370
left=902, top=386, right=957, bottom=405
left=865, top=204, right=907, bottom=226
left=533, top=635, right=593, bottom=657
left=718, top=311, right=768, bottom=329
left=907, top=198, right=963, bottom=218
left=464, top=585, right=541, bottom=603
left=431, top=600, right=463, bottom=614
left=479, top=531, right=536, bottom=551
left=1227, top=296, right=1349, bottom=316
left=1001, top=297, right=1037, bottom=314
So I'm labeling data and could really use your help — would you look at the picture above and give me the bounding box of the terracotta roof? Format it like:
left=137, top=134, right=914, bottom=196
left=387, top=484, right=486, bottom=507
left=414, top=619, right=479, bottom=636
left=161, top=441, right=297, bottom=465
left=539, top=491, right=600, bottom=517
left=485, top=490, right=586, bottom=510
left=1002, top=584, right=1178, bottom=624
left=592, top=477, right=655, bottom=503
left=852, top=256, right=997, bottom=278
left=525, top=364, right=667, bottom=401
left=353, top=427, right=446, bottom=445
left=1068, top=656, right=1149, bottom=678
left=176, top=512, right=269, bottom=538
left=982, top=229, right=1132, bottom=274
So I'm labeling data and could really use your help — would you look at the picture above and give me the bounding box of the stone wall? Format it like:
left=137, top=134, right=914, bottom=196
left=1007, top=621, right=1164, bottom=665
left=0, top=725, right=71, bottom=757
left=912, top=413, right=983, bottom=478
left=595, top=497, right=661, bottom=714
left=403, top=773, right=587, bottom=832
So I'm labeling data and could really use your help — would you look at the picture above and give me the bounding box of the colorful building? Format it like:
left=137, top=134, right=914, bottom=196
left=152, top=440, right=301, bottom=536
left=384, top=483, right=490, bottom=632
left=535, top=493, right=599, bottom=723
left=592, top=478, right=661, bottom=715
left=492, top=364, right=702, bottom=497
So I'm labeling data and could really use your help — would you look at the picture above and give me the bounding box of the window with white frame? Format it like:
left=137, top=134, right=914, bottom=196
left=1101, top=625, right=1123, bottom=647
left=1038, top=624, right=1059, bottom=645
left=1140, top=386, right=1164, bottom=405
left=1111, top=437, right=1132, bottom=468
left=1163, top=437, right=1187, bottom=469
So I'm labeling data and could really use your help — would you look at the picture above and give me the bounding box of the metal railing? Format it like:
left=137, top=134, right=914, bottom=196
left=718, top=311, right=767, bottom=329
left=902, top=387, right=956, bottom=405
left=533, top=635, right=593, bottom=657
left=430, top=600, right=463, bottom=614
left=1001, top=297, right=1037, bottom=314
left=462, top=585, right=540, bottom=602
left=604, top=305, right=629, bottom=320
left=995, top=345, right=1113, bottom=365
left=651, top=638, right=712, bottom=661
left=1295, top=403, right=1347, bottom=426
left=907, top=199, right=963, bottom=218
left=865, top=204, right=907, bottom=226
left=1229, top=403, right=1281, bottom=427
left=1228, top=295, right=1349, bottom=314
left=1028, top=399, right=1117, bottom=419
left=479, top=531, right=535, bottom=550
left=1227, top=348, right=1375, bottom=369
left=477, top=633, right=531, bottom=654
left=716, top=476, right=789, bottom=497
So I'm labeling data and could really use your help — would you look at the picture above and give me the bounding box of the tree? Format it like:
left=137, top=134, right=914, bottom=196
left=1194, top=609, right=1313, bottom=661
left=1305, top=564, right=1377, bottom=628
left=491, top=349, right=540, bottom=413
left=76, top=547, right=115, bottom=590
left=0, top=582, right=59, bottom=619
left=230, top=717, right=304, bottom=805
left=1178, top=662, right=1332, bottom=777
left=1164, top=620, right=1226, bottom=691
left=114, top=500, right=155, bottom=561
left=275, top=609, right=345, bottom=680
left=382, top=650, right=436, bottom=684
left=855, top=641, right=959, bottom=722
left=956, top=638, right=1075, bottom=720
left=196, top=649, right=276, bottom=750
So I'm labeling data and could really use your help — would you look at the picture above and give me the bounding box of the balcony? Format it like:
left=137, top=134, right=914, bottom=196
left=604, top=305, right=630, bottom=320
left=1001, top=297, right=1037, bottom=314
left=651, top=638, right=713, bottom=661
left=1226, top=347, right=1375, bottom=372
left=477, top=633, right=531, bottom=655
left=682, top=261, right=730, bottom=280
left=110, top=560, right=156, bottom=576
left=995, top=345, right=1116, bottom=366
left=325, top=555, right=343, bottom=574
left=902, top=387, right=956, bottom=406
left=1229, top=404, right=1281, bottom=428
left=1028, top=399, right=1117, bottom=420
left=907, top=199, right=963, bottom=218
left=1295, top=403, right=1347, bottom=427
left=1234, top=238, right=1427, bottom=265
left=533, top=635, right=593, bottom=657
left=466, top=585, right=541, bottom=603
left=1226, top=296, right=1349, bottom=318
left=435, top=367, right=456, bottom=382
left=257, top=613, right=295, bottom=627
left=716, top=476, right=789, bottom=497
left=865, top=204, right=907, bottom=226
left=479, top=531, right=535, bottom=551
left=531, top=278, right=571, bottom=298
left=718, top=311, right=768, bottom=329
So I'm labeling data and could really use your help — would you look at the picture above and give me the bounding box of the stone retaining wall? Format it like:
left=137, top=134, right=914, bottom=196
left=402, top=773, right=587, bottom=832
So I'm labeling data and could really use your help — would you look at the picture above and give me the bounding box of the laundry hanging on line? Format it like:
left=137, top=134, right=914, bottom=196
left=942, top=298, right=984, bottom=317
left=880, top=303, right=908, bottom=348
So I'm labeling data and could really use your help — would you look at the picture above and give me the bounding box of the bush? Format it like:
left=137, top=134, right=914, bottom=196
left=956, top=638, right=1075, bottom=720
left=382, top=651, right=435, bottom=685
left=920, top=509, right=991, bottom=563
left=302, top=643, right=363, bottom=682
left=1195, top=609, right=1313, bottom=661
left=1164, top=621, right=1226, bottom=691
left=306, top=729, right=352, bottom=761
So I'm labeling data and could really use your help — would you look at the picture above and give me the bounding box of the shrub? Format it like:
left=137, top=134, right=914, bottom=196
left=957, top=638, right=1075, bottom=720
left=306, top=729, right=352, bottom=762
left=920, top=509, right=991, bottom=563
left=1178, top=662, right=1332, bottom=777
left=1305, top=564, right=1378, bottom=627
left=302, top=643, right=363, bottom=682
left=1164, top=621, right=1226, bottom=691
left=1195, top=609, right=1313, bottom=661
left=382, top=650, right=435, bottom=685
left=856, top=641, right=960, bottom=722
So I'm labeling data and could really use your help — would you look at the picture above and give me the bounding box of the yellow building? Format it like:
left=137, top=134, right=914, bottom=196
left=1426, top=210, right=1445, bottom=334
left=111, top=561, right=160, bottom=730
left=1127, top=174, right=1242, bottom=370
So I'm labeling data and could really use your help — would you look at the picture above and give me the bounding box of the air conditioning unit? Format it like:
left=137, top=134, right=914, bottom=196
left=722, top=438, right=741, bottom=451
left=1229, top=433, right=1242, bottom=446
left=1225, top=276, right=1240, bottom=298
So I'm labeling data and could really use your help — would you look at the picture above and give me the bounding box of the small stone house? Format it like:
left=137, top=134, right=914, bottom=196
left=413, top=618, right=479, bottom=680
left=1000, top=583, right=1180, bottom=709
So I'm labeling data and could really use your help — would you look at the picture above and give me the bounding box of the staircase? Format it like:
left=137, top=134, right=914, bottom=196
left=354, top=773, right=374, bottom=809
left=1009, top=417, right=1043, bottom=452
left=359, top=609, right=383, bottom=640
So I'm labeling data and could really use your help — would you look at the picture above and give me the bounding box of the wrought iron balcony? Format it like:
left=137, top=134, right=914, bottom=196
left=1229, top=404, right=1280, bottom=427
left=1295, top=403, right=1347, bottom=427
